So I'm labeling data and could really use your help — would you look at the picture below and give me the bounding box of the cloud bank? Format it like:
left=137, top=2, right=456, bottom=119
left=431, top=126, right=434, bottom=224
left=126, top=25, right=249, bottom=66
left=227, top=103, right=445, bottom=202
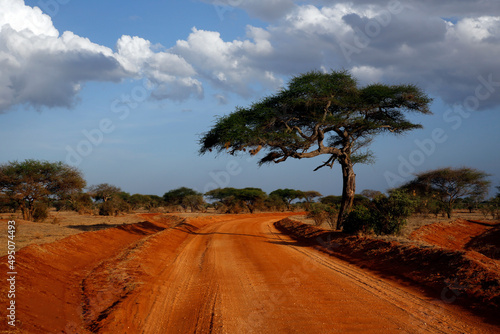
left=1, top=0, right=499, bottom=112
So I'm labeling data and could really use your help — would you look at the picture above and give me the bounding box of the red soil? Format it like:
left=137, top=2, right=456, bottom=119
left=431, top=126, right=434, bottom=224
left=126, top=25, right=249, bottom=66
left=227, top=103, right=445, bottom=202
left=410, top=219, right=497, bottom=251
left=1, top=213, right=499, bottom=333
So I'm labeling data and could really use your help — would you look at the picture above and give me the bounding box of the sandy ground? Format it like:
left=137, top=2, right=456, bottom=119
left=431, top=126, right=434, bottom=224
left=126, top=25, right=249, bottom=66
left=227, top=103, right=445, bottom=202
left=0, top=213, right=498, bottom=333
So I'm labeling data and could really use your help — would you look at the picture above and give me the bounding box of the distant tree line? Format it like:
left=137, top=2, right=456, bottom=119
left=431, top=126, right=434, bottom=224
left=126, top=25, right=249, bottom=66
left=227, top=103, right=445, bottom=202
left=0, top=160, right=496, bottom=236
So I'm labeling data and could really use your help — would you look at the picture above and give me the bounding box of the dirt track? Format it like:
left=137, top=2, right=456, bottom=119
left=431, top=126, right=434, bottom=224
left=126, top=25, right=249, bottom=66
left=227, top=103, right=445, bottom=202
left=2, top=213, right=499, bottom=333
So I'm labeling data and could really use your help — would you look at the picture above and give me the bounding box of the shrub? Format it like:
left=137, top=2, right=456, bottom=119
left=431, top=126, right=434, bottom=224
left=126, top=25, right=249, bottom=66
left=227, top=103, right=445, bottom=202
left=98, top=198, right=130, bottom=216
left=307, top=204, right=328, bottom=226
left=343, top=205, right=373, bottom=234
left=32, top=202, right=49, bottom=222
left=98, top=201, right=115, bottom=216
left=343, top=190, right=417, bottom=235
left=306, top=203, right=339, bottom=228
left=480, top=199, right=500, bottom=219
left=372, top=190, right=417, bottom=235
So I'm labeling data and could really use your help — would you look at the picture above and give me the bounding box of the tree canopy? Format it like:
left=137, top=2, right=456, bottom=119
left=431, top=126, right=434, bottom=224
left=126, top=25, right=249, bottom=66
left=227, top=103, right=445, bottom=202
left=269, top=188, right=304, bottom=209
left=205, top=187, right=267, bottom=213
left=163, top=187, right=204, bottom=212
left=200, top=70, right=432, bottom=227
left=402, top=167, right=491, bottom=218
left=88, top=183, right=121, bottom=202
left=0, top=159, right=86, bottom=221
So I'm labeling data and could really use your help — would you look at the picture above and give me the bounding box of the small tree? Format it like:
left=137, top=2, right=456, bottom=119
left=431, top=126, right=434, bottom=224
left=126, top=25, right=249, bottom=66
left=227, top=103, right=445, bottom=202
left=163, top=187, right=201, bottom=211
left=307, top=203, right=338, bottom=229
left=361, top=189, right=384, bottom=200
left=205, top=187, right=267, bottom=213
left=265, top=194, right=287, bottom=212
left=302, top=190, right=322, bottom=210
left=88, top=183, right=121, bottom=202
left=403, top=167, right=491, bottom=218
left=128, top=194, right=149, bottom=210
left=269, top=189, right=304, bottom=210
left=0, top=160, right=86, bottom=221
left=55, top=192, right=93, bottom=214
left=182, top=194, right=206, bottom=212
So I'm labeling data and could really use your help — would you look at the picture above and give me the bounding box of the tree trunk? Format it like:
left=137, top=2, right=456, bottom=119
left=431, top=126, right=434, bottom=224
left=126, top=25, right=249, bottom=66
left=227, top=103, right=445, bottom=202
left=447, top=199, right=453, bottom=218
left=337, top=161, right=356, bottom=229
left=20, top=200, right=35, bottom=221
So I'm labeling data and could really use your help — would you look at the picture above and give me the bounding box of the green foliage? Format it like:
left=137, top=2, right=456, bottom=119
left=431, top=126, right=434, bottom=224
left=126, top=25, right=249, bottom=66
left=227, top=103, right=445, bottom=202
left=0, top=193, right=17, bottom=213
left=88, top=183, right=121, bottom=202
left=205, top=187, right=267, bottom=213
left=199, top=70, right=432, bottom=224
left=343, top=205, right=373, bottom=234
left=321, top=194, right=369, bottom=207
left=127, top=194, right=149, bottom=210
left=54, top=192, right=93, bottom=214
left=265, top=194, right=287, bottom=212
left=343, top=190, right=417, bottom=235
left=307, top=203, right=338, bottom=229
left=269, top=189, right=304, bottom=209
left=0, top=159, right=86, bottom=221
left=479, top=198, right=500, bottom=219
left=145, top=195, right=164, bottom=210
left=163, top=187, right=202, bottom=211
left=372, top=190, right=417, bottom=235
left=200, top=70, right=431, bottom=163
left=320, top=195, right=342, bottom=206
left=182, top=194, right=206, bottom=212
left=32, top=202, right=49, bottom=222
left=98, top=201, right=116, bottom=216
left=98, top=197, right=130, bottom=216
left=360, top=189, right=384, bottom=200
left=402, top=167, right=491, bottom=218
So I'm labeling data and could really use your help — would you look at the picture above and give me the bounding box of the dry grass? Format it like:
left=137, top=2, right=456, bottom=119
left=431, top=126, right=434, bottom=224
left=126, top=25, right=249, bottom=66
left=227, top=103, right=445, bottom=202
left=0, top=210, right=144, bottom=257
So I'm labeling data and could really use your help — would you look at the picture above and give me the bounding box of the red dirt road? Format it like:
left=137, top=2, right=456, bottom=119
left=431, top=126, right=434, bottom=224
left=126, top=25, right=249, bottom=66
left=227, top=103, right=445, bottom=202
left=2, top=213, right=498, bottom=333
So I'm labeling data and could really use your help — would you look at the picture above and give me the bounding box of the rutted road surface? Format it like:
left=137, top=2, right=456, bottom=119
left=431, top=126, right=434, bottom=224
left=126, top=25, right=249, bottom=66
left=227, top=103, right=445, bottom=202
left=1, top=213, right=498, bottom=333
left=97, top=214, right=497, bottom=333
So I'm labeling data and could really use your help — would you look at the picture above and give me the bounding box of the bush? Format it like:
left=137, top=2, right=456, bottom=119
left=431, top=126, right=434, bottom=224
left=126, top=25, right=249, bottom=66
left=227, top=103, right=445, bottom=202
left=0, top=194, right=17, bottom=213
left=307, top=203, right=339, bottom=229
left=33, top=202, right=49, bottom=222
left=372, top=190, right=417, bottom=235
left=343, top=190, right=417, bottom=235
left=343, top=205, right=373, bottom=234
left=307, top=204, right=328, bottom=226
left=98, top=201, right=115, bottom=216
left=98, top=198, right=130, bottom=216
left=480, top=199, right=500, bottom=219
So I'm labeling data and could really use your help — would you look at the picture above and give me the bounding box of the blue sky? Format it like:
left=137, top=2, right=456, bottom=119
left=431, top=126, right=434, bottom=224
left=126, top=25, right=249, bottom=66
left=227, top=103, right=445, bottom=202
left=1, top=0, right=499, bottom=197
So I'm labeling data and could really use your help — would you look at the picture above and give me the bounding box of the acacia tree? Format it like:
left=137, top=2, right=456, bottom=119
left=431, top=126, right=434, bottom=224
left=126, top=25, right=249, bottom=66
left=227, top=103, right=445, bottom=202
left=403, top=167, right=491, bottom=218
left=205, top=187, right=267, bottom=213
left=199, top=70, right=431, bottom=227
left=0, top=160, right=86, bottom=221
left=269, top=189, right=304, bottom=210
left=88, top=183, right=121, bottom=202
left=163, top=187, right=202, bottom=211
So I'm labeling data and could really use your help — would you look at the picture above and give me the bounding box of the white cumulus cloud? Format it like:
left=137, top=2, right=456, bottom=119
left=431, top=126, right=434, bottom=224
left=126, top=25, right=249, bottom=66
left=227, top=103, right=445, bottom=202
left=173, top=27, right=281, bottom=97
left=0, top=0, right=205, bottom=112
left=2, top=0, right=500, bottom=112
